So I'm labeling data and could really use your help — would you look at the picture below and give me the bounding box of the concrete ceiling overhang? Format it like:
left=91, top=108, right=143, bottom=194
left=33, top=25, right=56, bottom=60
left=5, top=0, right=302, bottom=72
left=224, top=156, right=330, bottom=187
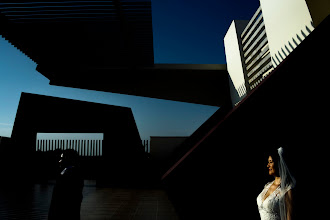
left=43, top=64, right=230, bottom=107
left=0, top=0, right=230, bottom=107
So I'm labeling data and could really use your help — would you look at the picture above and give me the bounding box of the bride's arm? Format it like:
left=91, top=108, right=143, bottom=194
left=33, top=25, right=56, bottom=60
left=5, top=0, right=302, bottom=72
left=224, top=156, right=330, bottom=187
left=285, top=190, right=293, bottom=220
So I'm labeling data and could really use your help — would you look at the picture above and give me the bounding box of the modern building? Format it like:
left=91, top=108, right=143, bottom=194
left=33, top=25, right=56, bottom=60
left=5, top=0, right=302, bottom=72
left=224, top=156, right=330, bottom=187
left=241, top=6, right=273, bottom=92
left=225, top=0, right=319, bottom=106
left=224, top=20, right=250, bottom=105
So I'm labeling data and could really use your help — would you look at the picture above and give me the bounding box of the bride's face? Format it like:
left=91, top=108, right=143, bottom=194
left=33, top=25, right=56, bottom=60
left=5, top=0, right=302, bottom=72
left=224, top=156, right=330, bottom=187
left=267, top=156, right=276, bottom=176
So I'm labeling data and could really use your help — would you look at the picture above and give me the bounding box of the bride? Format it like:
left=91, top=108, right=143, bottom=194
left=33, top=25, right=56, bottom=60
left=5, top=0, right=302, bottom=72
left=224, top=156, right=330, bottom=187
left=256, top=147, right=296, bottom=220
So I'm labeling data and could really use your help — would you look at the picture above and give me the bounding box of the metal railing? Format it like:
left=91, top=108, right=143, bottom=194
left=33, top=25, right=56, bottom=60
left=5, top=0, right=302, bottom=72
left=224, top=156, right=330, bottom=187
left=36, top=138, right=103, bottom=156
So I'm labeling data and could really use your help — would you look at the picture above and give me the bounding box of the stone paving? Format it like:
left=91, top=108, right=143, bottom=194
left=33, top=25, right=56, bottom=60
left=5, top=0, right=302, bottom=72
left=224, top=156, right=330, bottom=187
left=0, top=180, right=180, bottom=220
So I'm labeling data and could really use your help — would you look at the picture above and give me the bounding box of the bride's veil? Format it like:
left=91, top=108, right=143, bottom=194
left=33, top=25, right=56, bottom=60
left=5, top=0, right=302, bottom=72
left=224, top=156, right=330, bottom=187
left=277, top=147, right=296, bottom=220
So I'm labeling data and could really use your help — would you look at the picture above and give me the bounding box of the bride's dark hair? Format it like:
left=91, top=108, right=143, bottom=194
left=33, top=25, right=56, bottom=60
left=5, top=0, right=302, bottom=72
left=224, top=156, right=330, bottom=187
left=264, top=146, right=280, bottom=176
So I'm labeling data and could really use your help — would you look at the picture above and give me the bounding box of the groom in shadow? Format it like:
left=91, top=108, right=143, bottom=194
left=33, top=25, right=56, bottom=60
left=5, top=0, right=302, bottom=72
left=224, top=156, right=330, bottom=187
left=48, top=149, right=84, bottom=220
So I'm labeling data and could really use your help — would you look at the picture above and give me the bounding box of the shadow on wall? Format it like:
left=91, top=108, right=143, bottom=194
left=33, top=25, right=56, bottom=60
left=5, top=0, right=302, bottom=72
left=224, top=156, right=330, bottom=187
left=272, top=23, right=314, bottom=67
left=162, top=15, right=330, bottom=220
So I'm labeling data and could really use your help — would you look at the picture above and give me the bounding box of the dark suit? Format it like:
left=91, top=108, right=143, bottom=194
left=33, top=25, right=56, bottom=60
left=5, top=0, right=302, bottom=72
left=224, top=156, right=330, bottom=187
left=49, top=166, right=84, bottom=220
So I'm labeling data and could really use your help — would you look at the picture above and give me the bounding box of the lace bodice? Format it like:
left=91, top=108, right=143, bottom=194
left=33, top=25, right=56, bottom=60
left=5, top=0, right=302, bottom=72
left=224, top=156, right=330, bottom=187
left=256, top=181, right=282, bottom=220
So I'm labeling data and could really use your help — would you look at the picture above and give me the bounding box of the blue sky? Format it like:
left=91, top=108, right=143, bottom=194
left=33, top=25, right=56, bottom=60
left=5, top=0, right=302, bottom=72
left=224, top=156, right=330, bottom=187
left=0, top=0, right=259, bottom=141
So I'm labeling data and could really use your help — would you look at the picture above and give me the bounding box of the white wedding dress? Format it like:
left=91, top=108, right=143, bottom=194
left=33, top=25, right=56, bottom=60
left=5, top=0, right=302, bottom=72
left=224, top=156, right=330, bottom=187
left=256, top=181, right=282, bottom=220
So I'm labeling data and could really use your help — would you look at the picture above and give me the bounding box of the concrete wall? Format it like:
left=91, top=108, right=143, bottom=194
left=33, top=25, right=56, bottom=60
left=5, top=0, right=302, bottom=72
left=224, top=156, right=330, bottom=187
left=260, top=0, right=314, bottom=67
left=224, top=20, right=249, bottom=106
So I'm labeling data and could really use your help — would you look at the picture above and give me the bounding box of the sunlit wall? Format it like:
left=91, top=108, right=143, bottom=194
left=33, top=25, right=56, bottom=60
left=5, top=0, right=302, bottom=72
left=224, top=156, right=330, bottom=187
left=224, top=20, right=249, bottom=106
left=259, top=0, right=314, bottom=67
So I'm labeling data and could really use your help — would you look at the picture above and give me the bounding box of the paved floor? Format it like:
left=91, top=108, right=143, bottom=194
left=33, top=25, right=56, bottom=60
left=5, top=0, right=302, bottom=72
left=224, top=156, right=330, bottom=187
left=0, top=180, right=180, bottom=220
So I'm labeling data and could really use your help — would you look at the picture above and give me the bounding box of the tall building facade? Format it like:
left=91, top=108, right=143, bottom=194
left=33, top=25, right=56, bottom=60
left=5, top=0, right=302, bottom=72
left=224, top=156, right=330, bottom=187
left=224, top=20, right=250, bottom=105
left=225, top=0, right=317, bottom=106
left=241, top=6, right=273, bottom=92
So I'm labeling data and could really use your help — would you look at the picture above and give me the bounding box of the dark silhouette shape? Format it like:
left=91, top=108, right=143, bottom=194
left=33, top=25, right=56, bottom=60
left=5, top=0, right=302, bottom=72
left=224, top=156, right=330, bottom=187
left=292, top=37, right=299, bottom=47
left=0, top=1, right=229, bottom=107
left=10, top=92, right=150, bottom=187
left=288, top=40, right=295, bottom=51
left=296, top=33, right=303, bottom=43
left=281, top=47, right=287, bottom=57
left=272, top=57, right=278, bottom=66
left=275, top=53, right=281, bottom=64
left=0, top=1, right=154, bottom=70
left=301, top=29, right=307, bottom=38
left=278, top=50, right=284, bottom=61
left=284, top=44, right=291, bottom=54
left=49, top=149, right=84, bottom=220
left=306, top=25, right=312, bottom=34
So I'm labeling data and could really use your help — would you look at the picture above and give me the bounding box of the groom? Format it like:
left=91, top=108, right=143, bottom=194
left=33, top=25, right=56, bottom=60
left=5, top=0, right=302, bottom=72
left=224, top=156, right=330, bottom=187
left=48, top=149, right=84, bottom=220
